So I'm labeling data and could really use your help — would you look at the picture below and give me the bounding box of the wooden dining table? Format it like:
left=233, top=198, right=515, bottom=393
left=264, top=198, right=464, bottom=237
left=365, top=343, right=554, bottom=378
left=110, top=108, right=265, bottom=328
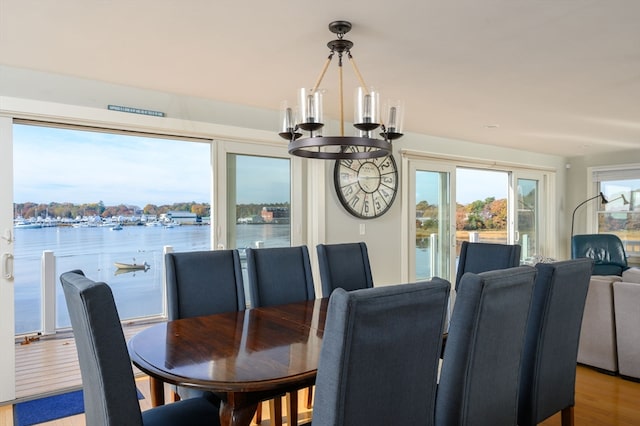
left=128, top=297, right=329, bottom=426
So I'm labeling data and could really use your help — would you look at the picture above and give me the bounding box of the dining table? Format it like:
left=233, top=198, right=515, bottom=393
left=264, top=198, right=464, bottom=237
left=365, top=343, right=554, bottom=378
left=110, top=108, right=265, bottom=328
left=128, top=297, right=329, bottom=426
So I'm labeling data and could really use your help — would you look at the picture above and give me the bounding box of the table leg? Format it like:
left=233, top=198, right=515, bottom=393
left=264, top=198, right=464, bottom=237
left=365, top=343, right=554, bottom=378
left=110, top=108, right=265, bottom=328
left=148, top=376, right=165, bottom=407
left=286, top=391, right=298, bottom=426
left=220, top=397, right=259, bottom=426
left=269, top=397, right=283, bottom=426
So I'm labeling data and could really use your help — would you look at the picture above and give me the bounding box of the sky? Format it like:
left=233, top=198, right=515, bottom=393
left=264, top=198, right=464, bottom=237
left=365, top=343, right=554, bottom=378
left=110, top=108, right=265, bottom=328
left=416, top=168, right=508, bottom=205
left=456, top=168, right=508, bottom=204
left=13, top=124, right=504, bottom=208
left=13, top=124, right=290, bottom=206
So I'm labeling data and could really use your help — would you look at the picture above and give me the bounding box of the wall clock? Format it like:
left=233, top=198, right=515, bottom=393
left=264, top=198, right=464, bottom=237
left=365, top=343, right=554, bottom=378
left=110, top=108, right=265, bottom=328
left=334, top=147, right=398, bottom=219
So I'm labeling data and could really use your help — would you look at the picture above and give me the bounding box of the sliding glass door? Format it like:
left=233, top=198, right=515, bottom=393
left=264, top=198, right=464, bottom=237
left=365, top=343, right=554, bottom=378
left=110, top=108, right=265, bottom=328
left=407, top=160, right=455, bottom=282
left=406, top=157, right=553, bottom=284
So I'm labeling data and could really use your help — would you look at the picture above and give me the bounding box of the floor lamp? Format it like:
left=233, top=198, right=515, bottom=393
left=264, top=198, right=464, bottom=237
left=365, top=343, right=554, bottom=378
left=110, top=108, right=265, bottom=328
left=570, top=192, right=608, bottom=239
left=571, top=192, right=629, bottom=239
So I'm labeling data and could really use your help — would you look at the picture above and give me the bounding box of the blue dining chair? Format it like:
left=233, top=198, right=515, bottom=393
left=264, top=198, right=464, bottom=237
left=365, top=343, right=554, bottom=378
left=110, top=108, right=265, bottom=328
left=60, top=270, right=220, bottom=426
left=246, top=245, right=316, bottom=425
left=246, top=245, right=315, bottom=308
left=435, top=266, right=536, bottom=426
left=313, top=280, right=450, bottom=426
left=165, top=249, right=245, bottom=318
left=316, top=242, right=373, bottom=298
left=454, top=241, right=522, bottom=291
left=518, top=258, right=592, bottom=426
left=165, top=249, right=245, bottom=401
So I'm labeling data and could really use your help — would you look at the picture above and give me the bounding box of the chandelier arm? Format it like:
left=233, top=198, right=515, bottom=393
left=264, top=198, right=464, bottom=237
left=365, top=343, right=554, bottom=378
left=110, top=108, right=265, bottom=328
left=311, top=53, right=334, bottom=93
left=348, top=53, right=369, bottom=93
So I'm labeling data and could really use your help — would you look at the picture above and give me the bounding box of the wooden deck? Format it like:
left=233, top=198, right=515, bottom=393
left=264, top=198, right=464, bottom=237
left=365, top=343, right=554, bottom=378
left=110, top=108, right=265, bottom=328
left=13, top=322, right=152, bottom=402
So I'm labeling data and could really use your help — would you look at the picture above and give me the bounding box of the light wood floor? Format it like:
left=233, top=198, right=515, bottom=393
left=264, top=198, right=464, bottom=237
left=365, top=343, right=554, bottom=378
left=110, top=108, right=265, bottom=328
left=2, top=324, right=639, bottom=425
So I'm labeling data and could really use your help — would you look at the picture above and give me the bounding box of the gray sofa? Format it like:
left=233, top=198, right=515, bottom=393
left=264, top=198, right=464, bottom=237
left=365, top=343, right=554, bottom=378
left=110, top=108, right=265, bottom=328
left=577, top=269, right=640, bottom=379
left=577, top=275, right=621, bottom=373
left=613, top=272, right=640, bottom=380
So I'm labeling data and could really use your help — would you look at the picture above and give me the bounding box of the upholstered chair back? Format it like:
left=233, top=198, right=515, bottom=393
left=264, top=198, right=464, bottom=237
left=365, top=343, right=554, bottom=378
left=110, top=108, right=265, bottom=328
left=61, top=270, right=144, bottom=425
left=165, top=249, right=245, bottom=319
left=246, top=245, right=315, bottom=307
left=316, top=242, right=373, bottom=297
left=60, top=270, right=221, bottom=426
left=454, top=241, right=521, bottom=290
left=314, top=280, right=450, bottom=426
left=518, top=258, right=592, bottom=426
left=436, top=266, right=536, bottom=426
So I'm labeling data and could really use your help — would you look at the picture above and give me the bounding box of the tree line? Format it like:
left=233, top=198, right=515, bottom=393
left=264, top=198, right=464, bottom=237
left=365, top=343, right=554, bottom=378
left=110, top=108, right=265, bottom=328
left=416, top=197, right=508, bottom=232
left=14, top=201, right=290, bottom=220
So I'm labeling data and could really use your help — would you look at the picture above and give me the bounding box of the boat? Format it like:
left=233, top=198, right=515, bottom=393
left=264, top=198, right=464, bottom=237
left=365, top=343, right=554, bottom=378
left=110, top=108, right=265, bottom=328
left=14, top=221, right=42, bottom=229
left=114, top=267, right=148, bottom=276
left=114, top=260, right=149, bottom=270
left=110, top=224, right=123, bottom=231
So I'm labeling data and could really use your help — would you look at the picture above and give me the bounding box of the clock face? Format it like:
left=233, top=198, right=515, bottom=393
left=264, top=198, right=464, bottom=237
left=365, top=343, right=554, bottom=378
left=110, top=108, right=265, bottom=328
left=334, top=149, right=398, bottom=219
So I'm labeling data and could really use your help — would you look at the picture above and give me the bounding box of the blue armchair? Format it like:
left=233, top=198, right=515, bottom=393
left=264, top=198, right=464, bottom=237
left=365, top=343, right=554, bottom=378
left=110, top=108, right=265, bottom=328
left=571, top=234, right=629, bottom=276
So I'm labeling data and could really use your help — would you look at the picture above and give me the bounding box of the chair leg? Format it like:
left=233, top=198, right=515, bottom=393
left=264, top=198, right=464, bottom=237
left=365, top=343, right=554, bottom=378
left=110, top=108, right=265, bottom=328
left=286, top=391, right=298, bottom=426
left=269, top=397, right=283, bottom=426
left=306, top=386, right=313, bottom=409
left=561, top=406, right=574, bottom=426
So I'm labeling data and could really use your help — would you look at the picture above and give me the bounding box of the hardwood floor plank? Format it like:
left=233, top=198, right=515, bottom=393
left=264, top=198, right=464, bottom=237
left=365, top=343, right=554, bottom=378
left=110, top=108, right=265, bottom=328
left=539, top=366, right=640, bottom=426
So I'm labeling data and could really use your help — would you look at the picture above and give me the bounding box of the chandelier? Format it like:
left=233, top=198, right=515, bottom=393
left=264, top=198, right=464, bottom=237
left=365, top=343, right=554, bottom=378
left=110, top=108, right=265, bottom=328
left=278, top=20, right=404, bottom=160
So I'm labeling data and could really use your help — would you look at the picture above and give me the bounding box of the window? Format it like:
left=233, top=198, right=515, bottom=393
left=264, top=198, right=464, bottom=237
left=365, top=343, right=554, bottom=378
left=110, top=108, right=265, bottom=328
left=593, top=166, right=640, bottom=261
left=13, top=123, right=211, bottom=334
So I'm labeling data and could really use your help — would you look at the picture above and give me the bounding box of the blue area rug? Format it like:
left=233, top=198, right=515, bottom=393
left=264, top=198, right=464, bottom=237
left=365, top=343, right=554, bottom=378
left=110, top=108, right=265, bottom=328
left=14, top=388, right=143, bottom=426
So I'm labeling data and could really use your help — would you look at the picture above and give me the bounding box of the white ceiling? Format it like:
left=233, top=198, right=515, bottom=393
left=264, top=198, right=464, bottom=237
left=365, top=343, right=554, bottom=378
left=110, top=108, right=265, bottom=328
left=1, top=0, right=639, bottom=157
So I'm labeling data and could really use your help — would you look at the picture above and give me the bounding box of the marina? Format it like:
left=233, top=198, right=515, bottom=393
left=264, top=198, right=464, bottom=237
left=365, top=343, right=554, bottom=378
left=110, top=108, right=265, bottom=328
left=12, top=223, right=292, bottom=335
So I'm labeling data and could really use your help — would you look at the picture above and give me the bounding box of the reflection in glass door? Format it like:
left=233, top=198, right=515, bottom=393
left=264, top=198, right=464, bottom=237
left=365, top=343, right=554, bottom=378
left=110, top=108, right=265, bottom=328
left=227, top=154, right=291, bottom=251
left=413, top=169, right=452, bottom=281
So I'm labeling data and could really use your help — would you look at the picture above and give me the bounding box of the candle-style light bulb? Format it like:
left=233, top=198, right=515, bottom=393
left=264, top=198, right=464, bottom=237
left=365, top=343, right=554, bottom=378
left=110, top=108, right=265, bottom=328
left=387, top=106, right=397, bottom=133
left=306, top=95, right=315, bottom=123
left=283, top=107, right=293, bottom=131
left=363, top=94, right=372, bottom=123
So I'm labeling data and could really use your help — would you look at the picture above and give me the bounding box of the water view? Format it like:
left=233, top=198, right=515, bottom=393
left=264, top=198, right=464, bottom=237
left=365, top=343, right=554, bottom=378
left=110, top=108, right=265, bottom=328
left=14, top=223, right=291, bottom=334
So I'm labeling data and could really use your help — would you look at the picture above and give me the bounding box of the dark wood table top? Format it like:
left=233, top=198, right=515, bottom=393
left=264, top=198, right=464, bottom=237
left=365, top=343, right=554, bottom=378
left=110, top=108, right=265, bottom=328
left=128, top=298, right=329, bottom=426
